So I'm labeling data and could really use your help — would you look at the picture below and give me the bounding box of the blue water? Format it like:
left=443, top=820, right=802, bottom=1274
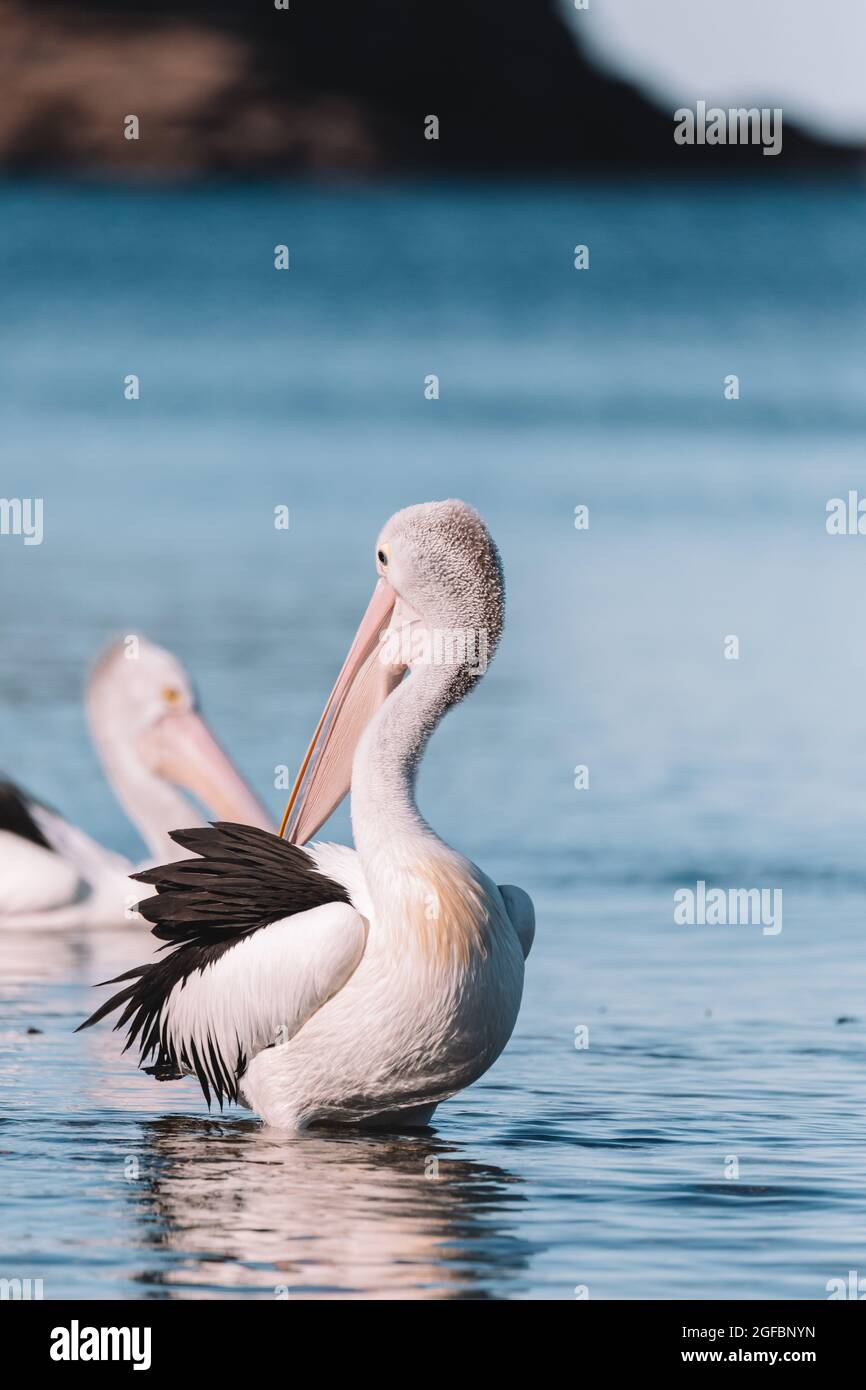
left=1, top=179, right=866, bottom=1299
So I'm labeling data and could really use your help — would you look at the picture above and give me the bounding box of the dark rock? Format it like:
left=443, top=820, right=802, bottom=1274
left=0, top=0, right=857, bottom=177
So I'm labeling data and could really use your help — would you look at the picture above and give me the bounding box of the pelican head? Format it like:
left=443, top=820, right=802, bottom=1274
left=282, top=499, right=504, bottom=843
left=86, top=637, right=271, bottom=854
left=374, top=499, right=504, bottom=681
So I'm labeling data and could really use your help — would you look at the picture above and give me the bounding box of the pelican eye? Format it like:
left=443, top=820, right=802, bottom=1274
left=162, top=685, right=182, bottom=706
left=377, top=548, right=388, bottom=566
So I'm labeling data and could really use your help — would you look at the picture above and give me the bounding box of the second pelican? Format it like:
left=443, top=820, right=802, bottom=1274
left=0, top=637, right=270, bottom=929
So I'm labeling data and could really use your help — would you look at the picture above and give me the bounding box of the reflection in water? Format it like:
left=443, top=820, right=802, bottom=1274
left=129, top=1116, right=530, bottom=1300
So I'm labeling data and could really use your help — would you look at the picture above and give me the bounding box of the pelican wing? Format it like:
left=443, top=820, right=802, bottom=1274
left=0, top=831, right=85, bottom=916
left=0, top=779, right=89, bottom=917
left=78, top=822, right=367, bottom=1106
left=0, top=778, right=140, bottom=925
left=0, top=779, right=53, bottom=850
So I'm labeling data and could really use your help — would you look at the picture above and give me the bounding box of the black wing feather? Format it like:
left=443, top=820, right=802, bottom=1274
left=77, top=822, right=350, bottom=1106
left=0, top=778, right=52, bottom=851
left=133, top=822, right=347, bottom=944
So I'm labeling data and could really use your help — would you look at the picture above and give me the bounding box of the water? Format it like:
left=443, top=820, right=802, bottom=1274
left=1, top=178, right=865, bottom=1299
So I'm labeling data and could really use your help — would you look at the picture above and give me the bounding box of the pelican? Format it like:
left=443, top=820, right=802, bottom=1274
left=81, top=502, right=535, bottom=1130
left=0, top=638, right=271, bottom=929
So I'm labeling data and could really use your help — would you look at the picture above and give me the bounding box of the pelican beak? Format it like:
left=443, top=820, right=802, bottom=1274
left=138, top=710, right=272, bottom=830
left=280, top=577, right=400, bottom=843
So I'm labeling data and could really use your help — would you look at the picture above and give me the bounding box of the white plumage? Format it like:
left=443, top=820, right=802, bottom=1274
left=85, top=501, right=535, bottom=1132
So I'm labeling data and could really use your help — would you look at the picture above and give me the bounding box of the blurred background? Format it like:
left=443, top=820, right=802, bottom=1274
left=1, top=0, right=866, bottom=1301
left=0, top=0, right=864, bottom=174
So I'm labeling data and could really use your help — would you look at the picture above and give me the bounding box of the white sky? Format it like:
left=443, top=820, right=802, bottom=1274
left=561, top=0, right=866, bottom=143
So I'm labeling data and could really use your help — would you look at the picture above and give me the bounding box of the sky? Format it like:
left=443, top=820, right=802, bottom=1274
left=562, top=0, right=866, bottom=143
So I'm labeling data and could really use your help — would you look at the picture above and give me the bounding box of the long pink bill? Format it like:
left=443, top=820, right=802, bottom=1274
left=139, top=710, right=272, bottom=830
left=280, top=578, right=401, bottom=844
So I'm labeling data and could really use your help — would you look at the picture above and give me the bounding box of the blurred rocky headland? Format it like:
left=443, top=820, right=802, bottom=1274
left=0, top=0, right=859, bottom=178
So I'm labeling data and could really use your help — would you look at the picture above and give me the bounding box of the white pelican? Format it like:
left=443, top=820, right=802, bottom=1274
left=0, top=638, right=271, bottom=930
left=82, top=502, right=535, bottom=1130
